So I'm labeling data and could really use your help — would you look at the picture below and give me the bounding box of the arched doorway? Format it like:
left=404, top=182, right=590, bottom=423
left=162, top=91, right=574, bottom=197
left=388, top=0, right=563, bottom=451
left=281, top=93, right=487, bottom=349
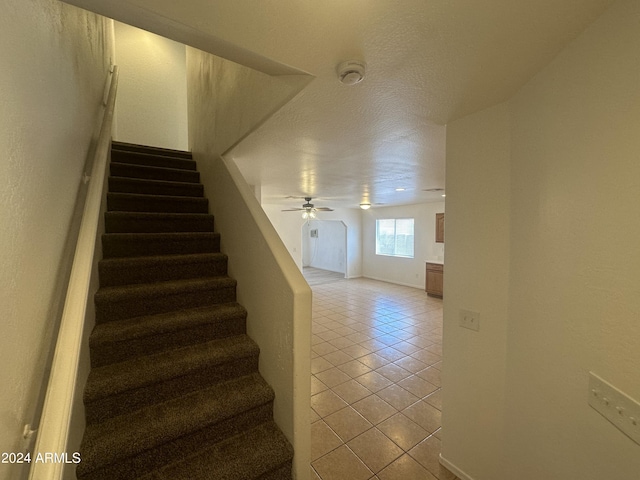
left=301, top=220, right=347, bottom=283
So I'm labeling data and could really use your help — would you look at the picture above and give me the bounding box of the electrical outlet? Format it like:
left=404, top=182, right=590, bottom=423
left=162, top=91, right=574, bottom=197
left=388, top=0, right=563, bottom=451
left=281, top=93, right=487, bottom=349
left=589, top=372, right=640, bottom=445
left=459, top=309, right=480, bottom=331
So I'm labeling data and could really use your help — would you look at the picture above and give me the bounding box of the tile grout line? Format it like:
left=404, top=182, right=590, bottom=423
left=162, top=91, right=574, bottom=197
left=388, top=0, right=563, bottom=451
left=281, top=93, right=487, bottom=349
left=307, top=273, right=456, bottom=480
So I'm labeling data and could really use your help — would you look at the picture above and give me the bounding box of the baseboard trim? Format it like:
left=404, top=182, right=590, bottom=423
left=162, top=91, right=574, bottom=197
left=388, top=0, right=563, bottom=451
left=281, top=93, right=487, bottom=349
left=363, top=275, right=424, bottom=290
left=439, top=454, right=474, bottom=480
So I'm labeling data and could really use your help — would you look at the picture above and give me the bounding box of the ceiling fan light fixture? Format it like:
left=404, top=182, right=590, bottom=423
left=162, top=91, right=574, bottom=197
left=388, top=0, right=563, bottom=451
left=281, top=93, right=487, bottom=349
left=337, top=60, right=366, bottom=86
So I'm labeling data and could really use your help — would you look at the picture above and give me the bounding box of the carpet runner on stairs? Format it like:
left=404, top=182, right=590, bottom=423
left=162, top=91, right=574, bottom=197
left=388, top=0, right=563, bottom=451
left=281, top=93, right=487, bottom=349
left=77, top=141, right=293, bottom=480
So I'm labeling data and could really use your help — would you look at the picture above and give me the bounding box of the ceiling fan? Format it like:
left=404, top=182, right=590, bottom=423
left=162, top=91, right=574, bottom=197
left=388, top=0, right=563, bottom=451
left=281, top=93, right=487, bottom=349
left=281, top=197, right=334, bottom=219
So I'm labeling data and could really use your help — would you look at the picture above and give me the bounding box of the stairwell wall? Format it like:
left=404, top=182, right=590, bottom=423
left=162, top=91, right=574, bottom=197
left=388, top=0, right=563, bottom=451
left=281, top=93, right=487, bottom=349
left=112, top=22, right=189, bottom=151
left=187, top=48, right=313, bottom=480
left=0, top=2, right=113, bottom=479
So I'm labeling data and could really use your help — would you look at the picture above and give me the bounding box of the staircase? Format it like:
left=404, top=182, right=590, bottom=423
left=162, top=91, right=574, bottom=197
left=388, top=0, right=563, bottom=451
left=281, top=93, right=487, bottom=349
left=77, top=141, right=293, bottom=480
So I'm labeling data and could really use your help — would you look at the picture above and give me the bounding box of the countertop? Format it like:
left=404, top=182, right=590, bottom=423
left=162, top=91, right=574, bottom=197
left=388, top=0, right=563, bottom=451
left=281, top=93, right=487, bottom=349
left=425, top=259, right=444, bottom=265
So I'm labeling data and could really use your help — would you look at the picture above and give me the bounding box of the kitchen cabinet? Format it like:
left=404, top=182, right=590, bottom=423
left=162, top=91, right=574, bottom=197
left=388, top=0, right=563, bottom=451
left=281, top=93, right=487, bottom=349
left=425, top=262, right=443, bottom=298
left=436, top=213, right=445, bottom=243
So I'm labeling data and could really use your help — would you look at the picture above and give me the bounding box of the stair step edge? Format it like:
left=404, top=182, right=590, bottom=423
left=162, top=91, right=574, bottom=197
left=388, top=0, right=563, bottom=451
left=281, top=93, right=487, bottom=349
left=90, top=302, right=245, bottom=346
left=111, top=151, right=196, bottom=170
left=107, top=192, right=208, bottom=206
left=110, top=163, right=200, bottom=184
left=110, top=162, right=199, bottom=175
left=80, top=373, right=274, bottom=472
left=98, top=252, right=227, bottom=269
left=98, top=253, right=228, bottom=287
left=84, top=334, right=259, bottom=402
left=95, top=276, right=235, bottom=304
left=149, top=421, right=293, bottom=480
left=111, top=141, right=192, bottom=159
left=105, top=211, right=214, bottom=219
left=99, top=252, right=226, bottom=267
left=108, top=176, right=204, bottom=189
left=102, top=232, right=219, bottom=240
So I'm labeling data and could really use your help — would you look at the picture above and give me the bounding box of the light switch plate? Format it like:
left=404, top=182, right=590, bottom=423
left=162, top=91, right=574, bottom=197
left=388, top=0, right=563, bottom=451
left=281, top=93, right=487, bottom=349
left=588, top=372, right=640, bottom=445
left=459, top=309, right=480, bottom=331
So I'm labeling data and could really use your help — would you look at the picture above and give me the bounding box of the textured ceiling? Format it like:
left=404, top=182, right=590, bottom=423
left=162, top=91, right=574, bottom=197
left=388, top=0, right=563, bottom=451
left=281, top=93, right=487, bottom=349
left=66, top=0, right=615, bottom=208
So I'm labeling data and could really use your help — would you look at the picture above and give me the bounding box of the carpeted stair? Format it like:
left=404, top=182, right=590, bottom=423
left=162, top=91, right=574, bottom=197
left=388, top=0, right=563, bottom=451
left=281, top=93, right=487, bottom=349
left=77, top=141, right=293, bottom=480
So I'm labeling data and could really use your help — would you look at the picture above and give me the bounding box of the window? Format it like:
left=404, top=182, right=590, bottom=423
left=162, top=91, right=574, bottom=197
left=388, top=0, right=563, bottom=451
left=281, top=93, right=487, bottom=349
left=376, top=218, right=414, bottom=258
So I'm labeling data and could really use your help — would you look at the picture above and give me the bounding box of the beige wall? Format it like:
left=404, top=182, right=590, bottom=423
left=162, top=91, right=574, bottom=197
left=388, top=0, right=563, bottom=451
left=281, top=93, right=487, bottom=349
left=186, top=48, right=311, bottom=156
left=442, top=103, right=511, bottom=480
left=113, top=22, right=188, bottom=150
left=186, top=48, right=313, bottom=480
left=0, top=1, right=113, bottom=478
left=442, top=0, right=640, bottom=478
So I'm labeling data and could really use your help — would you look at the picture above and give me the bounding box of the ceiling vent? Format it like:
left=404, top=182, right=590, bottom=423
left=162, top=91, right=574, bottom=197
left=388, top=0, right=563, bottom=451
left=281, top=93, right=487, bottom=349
left=337, top=60, right=366, bottom=86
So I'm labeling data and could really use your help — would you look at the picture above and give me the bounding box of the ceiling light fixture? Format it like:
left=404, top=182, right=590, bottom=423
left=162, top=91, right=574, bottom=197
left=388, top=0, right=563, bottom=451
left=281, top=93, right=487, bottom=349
left=302, top=209, right=316, bottom=219
left=337, top=60, right=366, bottom=86
left=360, top=203, right=371, bottom=210
left=395, top=188, right=406, bottom=191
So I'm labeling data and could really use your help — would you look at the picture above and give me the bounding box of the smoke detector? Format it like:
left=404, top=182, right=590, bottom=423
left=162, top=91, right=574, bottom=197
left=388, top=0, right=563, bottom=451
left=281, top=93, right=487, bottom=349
left=337, top=60, right=366, bottom=86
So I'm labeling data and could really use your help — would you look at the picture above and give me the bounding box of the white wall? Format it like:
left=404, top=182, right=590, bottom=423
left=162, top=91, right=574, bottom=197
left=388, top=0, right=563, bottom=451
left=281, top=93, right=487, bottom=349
left=505, top=0, right=640, bottom=476
left=0, top=2, right=113, bottom=479
left=441, top=103, right=510, bottom=480
left=442, top=0, right=640, bottom=478
left=113, top=22, right=188, bottom=150
left=263, top=205, right=363, bottom=279
left=362, top=202, right=445, bottom=289
left=303, top=220, right=347, bottom=274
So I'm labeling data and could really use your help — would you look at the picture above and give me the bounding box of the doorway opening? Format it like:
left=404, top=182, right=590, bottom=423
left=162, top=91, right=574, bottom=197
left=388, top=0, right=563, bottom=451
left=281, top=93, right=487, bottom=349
left=302, top=220, right=347, bottom=285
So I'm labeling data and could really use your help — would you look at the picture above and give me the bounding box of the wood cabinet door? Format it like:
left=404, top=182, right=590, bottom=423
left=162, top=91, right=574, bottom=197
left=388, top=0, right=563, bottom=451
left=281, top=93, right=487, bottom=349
left=436, top=213, right=445, bottom=243
left=425, top=264, right=444, bottom=297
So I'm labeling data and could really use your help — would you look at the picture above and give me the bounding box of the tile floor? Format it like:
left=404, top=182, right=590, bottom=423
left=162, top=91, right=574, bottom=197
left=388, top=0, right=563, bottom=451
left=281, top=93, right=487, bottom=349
left=309, top=273, right=458, bottom=480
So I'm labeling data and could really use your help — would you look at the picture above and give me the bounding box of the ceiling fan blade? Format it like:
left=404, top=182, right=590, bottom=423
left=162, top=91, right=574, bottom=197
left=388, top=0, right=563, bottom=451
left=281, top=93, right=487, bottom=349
left=315, top=207, right=334, bottom=211
left=281, top=208, right=304, bottom=211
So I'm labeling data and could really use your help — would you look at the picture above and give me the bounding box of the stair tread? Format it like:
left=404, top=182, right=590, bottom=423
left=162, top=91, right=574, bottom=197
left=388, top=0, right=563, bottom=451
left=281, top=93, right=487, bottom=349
left=107, top=191, right=205, bottom=201
left=90, top=302, right=245, bottom=346
left=104, top=211, right=215, bottom=233
left=145, top=421, right=293, bottom=480
left=107, top=192, right=208, bottom=213
left=105, top=211, right=214, bottom=219
left=99, top=252, right=226, bottom=270
left=110, top=162, right=200, bottom=184
left=98, top=252, right=227, bottom=287
left=85, top=334, right=259, bottom=402
left=95, top=276, right=235, bottom=304
left=101, top=232, right=221, bottom=258
left=102, top=231, right=218, bottom=239
left=111, top=162, right=198, bottom=176
left=111, top=150, right=196, bottom=170
left=111, top=141, right=192, bottom=159
left=80, top=373, right=273, bottom=473
left=109, top=176, right=204, bottom=194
